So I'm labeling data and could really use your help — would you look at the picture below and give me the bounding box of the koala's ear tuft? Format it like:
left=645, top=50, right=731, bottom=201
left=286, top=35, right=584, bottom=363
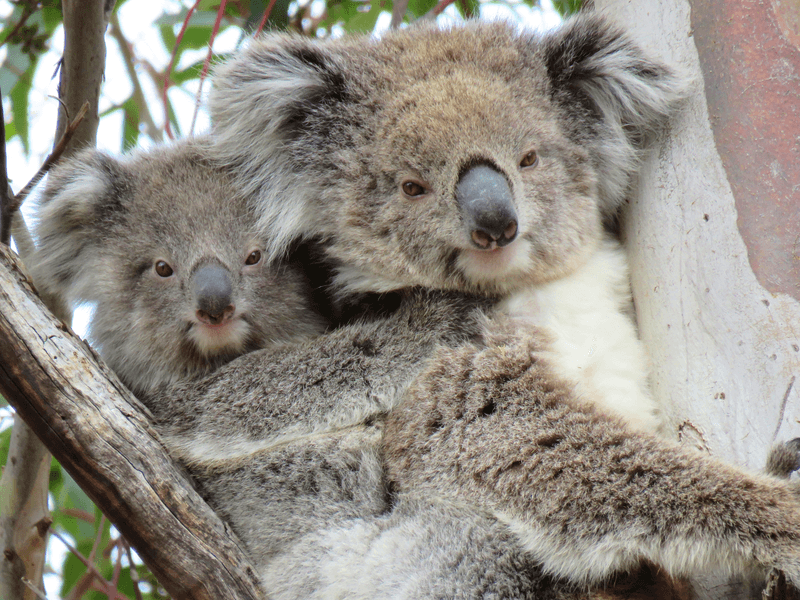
left=31, top=149, right=130, bottom=304
left=542, top=14, right=691, bottom=215
left=209, top=35, right=350, bottom=261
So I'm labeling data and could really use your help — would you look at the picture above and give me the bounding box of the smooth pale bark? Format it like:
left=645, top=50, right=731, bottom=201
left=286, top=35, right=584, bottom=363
left=594, top=1, right=800, bottom=598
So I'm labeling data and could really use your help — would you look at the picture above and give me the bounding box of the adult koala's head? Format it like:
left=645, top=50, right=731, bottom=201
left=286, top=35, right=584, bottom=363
left=210, top=15, right=687, bottom=297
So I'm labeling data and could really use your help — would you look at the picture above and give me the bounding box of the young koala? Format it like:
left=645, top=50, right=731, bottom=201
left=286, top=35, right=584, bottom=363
left=208, top=14, right=687, bottom=434
left=30, top=137, right=328, bottom=400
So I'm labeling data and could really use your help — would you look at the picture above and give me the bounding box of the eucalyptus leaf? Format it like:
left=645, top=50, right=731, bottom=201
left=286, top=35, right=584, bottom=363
left=551, top=0, right=581, bottom=16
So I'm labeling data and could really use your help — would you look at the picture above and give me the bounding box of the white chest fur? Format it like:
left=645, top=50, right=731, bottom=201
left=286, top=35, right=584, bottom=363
left=497, top=238, right=661, bottom=434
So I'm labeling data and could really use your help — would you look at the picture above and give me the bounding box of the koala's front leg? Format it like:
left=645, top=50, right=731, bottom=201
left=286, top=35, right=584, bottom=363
left=146, top=289, right=489, bottom=466
left=383, top=325, right=800, bottom=587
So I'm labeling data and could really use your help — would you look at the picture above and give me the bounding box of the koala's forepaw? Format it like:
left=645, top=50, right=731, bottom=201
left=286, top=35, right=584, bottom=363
left=766, top=438, right=800, bottom=479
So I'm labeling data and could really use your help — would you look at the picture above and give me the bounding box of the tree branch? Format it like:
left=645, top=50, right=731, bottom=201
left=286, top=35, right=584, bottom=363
left=53, top=1, right=107, bottom=147
left=0, top=5, right=37, bottom=50
left=424, top=0, right=456, bottom=19
left=390, top=0, right=408, bottom=29
left=0, top=78, right=50, bottom=600
left=0, top=244, right=266, bottom=600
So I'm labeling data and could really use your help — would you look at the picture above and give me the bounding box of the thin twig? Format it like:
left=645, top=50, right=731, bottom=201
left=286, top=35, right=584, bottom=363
left=0, top=85, right=10, bottom=246
left=7, top=101, right=89, bottom=214
left=255, top=0, right=280, bottom=36
left=51, top=530, right=125, bottom=600
left=60, top=508, right=97, bottom=524
left=456, top=0, right=476, bottom=18
left=111, top=537, right=123, bottom=592
left=88, top=515, right=106, bottom=565
left=0, top=5, right=37, bottom=49
left=108, top=13, right=162, bottom=142
left=122, top=539, right=145, bottom=600
left=65, top=572, right=95, bottom=600
left=162, top=0, right=202, bottom=140
left=21, top=577, right=49, bottom=600
left=190, top=0, right=229, bottom=134
left=425, top=0, right=456, bottom=18
left=390, top=0, right=408, bottom=29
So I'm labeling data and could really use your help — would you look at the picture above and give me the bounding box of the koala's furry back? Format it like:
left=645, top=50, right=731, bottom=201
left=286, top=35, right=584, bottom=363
left=155, top=290, right=693, bottom=599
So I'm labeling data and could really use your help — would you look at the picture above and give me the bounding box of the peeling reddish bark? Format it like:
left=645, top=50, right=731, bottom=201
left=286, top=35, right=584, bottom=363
left=690, top=0, right=800, bottom=301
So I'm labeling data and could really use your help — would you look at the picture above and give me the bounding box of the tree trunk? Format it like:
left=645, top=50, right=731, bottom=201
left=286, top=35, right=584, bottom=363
left=593, top=0, right=800, bottom=598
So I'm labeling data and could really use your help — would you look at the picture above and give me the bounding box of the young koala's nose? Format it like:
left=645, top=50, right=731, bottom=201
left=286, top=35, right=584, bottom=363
left=456, top=163, right=518, bottom=250
left=192, top=263, right=235, bottom=325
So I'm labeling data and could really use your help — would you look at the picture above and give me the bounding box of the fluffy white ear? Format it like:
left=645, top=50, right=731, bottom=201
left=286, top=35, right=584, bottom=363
left=542, top=14, right=691, bottom=216
left=31, top=149, right=128, bottom=305
left=209, top=36, right=349, bottom=261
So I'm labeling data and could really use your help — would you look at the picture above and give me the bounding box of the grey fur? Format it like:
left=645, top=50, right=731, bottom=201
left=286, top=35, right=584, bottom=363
left=767, top=438, right=800, bottom=480
left=154, top=288, right=693, bottom=599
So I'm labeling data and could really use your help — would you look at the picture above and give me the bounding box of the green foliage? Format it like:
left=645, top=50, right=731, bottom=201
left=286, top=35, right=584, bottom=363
left=0, top=0, right=562, bottom=597
left=1, top=2, right=62, bottom=153
left=551, top=0, right=581, bottom=16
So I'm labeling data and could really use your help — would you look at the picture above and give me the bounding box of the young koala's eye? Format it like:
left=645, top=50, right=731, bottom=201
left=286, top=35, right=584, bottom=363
left=520, top=150, right=539, bottom=169
left=154, top=260, right=173, bottom=277
left=401, top=180, right=427, bottom=198
left=245, top=249, right=262, bottom=266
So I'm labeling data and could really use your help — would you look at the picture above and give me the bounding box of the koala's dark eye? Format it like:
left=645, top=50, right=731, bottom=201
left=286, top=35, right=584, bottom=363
left=520, top=150, right=539, bottom=169
left=155, top=260, right=173, bottom=277
left=401, top=180, right=427, bottom=198
left=245, top=249, right=262, bottom=266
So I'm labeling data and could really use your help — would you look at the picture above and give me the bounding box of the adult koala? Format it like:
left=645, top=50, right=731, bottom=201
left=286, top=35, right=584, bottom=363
left=209, top=14, right=685, bottom=434
left=150, top=13, right=800, bottom=598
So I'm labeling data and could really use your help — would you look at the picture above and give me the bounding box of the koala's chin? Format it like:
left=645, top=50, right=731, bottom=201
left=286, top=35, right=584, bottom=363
left=187, top=314, right=251, bottom=357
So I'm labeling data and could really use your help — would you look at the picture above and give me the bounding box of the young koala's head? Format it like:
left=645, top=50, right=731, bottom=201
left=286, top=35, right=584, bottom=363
left=209, top=14, right=688, bottom=297
left=31, top=138, right=327, bottom=397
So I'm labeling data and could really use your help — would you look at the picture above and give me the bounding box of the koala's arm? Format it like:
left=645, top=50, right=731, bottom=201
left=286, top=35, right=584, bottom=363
left=383, top=323, right=800, bottom=587
left=147, top=289, right=488, bottom=466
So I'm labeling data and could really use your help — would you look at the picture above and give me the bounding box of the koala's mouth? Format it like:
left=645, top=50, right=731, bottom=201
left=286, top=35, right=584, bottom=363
left=455, top=237, right=532, bottom=290
left=188, top=316, right=250, bottom=356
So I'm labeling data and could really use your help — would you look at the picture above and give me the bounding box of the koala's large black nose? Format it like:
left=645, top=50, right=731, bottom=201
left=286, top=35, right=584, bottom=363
left=456, top=164, right=518, bottom=250
left=192, top=263, right=234, bottom=325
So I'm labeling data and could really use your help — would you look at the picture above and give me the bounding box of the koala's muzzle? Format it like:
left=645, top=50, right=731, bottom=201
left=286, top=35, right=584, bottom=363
left=456, top=164, right=518, bottom=250
left=192, top=263, right=235, bottom=325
